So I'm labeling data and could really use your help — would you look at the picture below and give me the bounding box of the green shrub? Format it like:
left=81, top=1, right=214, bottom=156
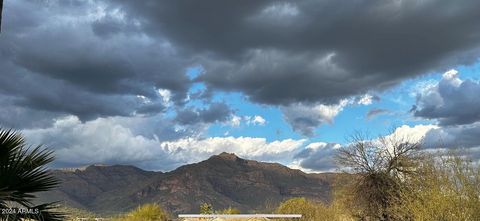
left=216, top=206, right=241, bottom=214
left=398, top=154, right=480, bottom=221
left=276, top=197, right=352, bottom=221
left=276, top=198, right=316, bottom=220
left=199, top=203, right=214, bottom=214
left=114, top=203, right=169, bottom=221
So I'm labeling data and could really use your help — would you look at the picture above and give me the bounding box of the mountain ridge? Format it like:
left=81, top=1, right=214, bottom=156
left=37, top=152, right=338, bottom=215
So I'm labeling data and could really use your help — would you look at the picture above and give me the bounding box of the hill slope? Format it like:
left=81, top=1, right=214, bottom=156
left=38, top=153, right=336, bottom=215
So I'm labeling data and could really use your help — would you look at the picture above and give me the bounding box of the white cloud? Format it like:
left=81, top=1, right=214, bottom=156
left=21, top=115, right=305, bottom=171
left=245, top=115, right=267, bottom=126
left=409, top=79, right=439, bottom=98
left=383, top=124, right=480, bottom=162
left=22, top=116, right=174, bottom=170
left=281, top=99, right=349, bottom=136
left=228, top=115, right=267, bottom=127
left=23, top=111, right=480, bottom=174
left=261, top=3, right=299, bottom=18
left=25, top=116, right=480, bottom=174
left=357, top=94, right=374, bottom=105
left=252, top=115, right=267, bottom=125
left=157, top=88, right=172, bottom=105
left=229, top=115, right=242, bottom=127
left=413, top=69, right=480, bottom=125
left=136, top=95, right=151, bottom=104
left=160, top=136, right=306, bottom=164
left=287, top=161, right=321, bottom=173
left=442, top=69, right=462, bottom=86
left=386, top=124, right=439, bottom=144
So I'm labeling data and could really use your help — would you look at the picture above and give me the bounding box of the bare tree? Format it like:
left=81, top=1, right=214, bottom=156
left=336, top=132, right=422, bottom=220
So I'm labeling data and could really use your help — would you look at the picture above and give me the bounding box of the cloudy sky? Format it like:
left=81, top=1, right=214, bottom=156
left=1, top=0, right=480, bottom=172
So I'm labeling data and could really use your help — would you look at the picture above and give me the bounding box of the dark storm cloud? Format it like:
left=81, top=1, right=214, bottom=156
left=0, top=95, right=60, bottom=129
left=2, top=0, right=480, bottom=135
left=414, top=71, right=480, bottom=125
left=294, top=143, right=339, bottom=171
left=423, top=123, right=480, bottom=150
left=0, top=0, right=191, bottom=124
left=110, top=0, right=480, bottom=105
left=0, top=60, right=166, bottom=122
left=175, top=102, right=233, bottom=125
left=91, top=15, right=141, bottom=38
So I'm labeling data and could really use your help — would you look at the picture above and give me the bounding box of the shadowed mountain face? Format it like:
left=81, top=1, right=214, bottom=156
left=38, top=153, right=336, bottom=215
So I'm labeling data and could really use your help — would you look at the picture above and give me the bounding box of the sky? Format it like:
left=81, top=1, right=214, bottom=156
left=1, top=0, right=480, bottom=172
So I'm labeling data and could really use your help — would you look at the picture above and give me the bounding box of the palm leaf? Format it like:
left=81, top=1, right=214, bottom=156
left=0, top=129, right=64, bottom=221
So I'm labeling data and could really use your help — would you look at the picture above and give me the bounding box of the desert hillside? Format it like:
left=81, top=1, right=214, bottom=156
left=37, top=153, right=337, bottom=215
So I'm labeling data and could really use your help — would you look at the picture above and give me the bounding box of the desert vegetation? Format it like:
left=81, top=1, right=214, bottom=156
left=0, top=129, right=63, bottom=221
left=272, top=133, right=480, bottom=221
left=275, top=197, right=351, bottom=221
left=112, top=204, right=170, bottom=221
left=199, top=203, right=241, bottom=215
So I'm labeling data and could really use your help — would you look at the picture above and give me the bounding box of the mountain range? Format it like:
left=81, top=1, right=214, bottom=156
left=37, top=152, right=339, bottom=215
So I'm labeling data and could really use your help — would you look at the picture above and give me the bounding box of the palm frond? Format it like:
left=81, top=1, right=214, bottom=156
left=0, top=128, right=64, bottom=221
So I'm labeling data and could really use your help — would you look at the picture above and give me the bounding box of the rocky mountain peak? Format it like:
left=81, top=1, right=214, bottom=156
left=216, top=152, right=239, bottom=160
